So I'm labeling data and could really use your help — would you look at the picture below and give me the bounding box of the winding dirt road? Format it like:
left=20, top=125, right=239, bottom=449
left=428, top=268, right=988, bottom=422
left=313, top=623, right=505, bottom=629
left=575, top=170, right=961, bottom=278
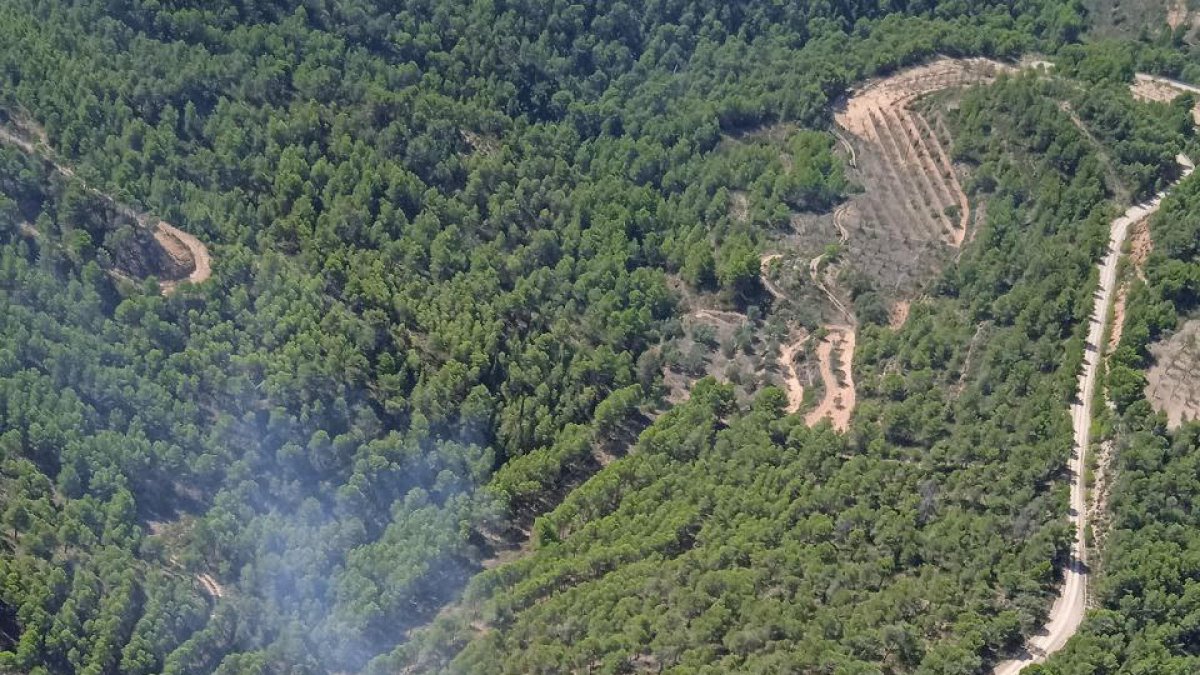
left=759, top=253, right=812, bottom=413
left=0, top=120, right=210, bottom=293
left=993, top=154, right=1195, bottom=674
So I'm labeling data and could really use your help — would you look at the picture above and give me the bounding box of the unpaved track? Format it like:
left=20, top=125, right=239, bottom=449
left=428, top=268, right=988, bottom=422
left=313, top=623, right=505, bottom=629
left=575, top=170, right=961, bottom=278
left=0, top=121, right=210, bottom=293
left=804, top=326, right=855, bottom=430
left=1132, top=73, right=1200, bottom=124
left=196, top=572, right=226, bottom=600
left=993, top=154, right=1194, bottom=675
left=760, top=253, right=811, bottom=413
left=777, top=333, right=809, bottom=414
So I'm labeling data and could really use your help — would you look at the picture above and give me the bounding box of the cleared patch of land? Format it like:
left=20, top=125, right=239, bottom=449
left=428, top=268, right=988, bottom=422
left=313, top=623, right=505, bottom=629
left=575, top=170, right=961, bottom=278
left=1131, top=73, right=1200, bottom=123
left=674, top=58, right=1014, bottom=429
left=1109, top=218, right=1154, bottom=351
left=835, top=57, right=1007, bottom=255
left=0, top=116, right=211, bottom=294
left=1146, top=318, right=1200, bottom=427
left=804, top=326, right=855, bottom=430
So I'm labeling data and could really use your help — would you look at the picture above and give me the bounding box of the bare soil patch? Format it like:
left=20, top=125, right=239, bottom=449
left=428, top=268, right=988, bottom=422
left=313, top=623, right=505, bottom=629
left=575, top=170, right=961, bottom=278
left=777, top=330, right=810, bottom=413
left=828, top=58, right=1006, bottom=305
left=1146, top=318, right=1200, bottom=428
left=1169, top=0, right=1190, bottom=29
left=1131, top=73, right=1200, bottom=124
left=1109, top=219, right=1154, bottom=352
left=0, top=118, right=211, bottom=294
left=155, top=222, right=213, bottom=291
left=889, top=300, right=911, bottom=329
left=835, top=58, right=1007, bottom=251
left=805, top=326, right=856, bottom=431
left=196, top=572, right=226, bottom=600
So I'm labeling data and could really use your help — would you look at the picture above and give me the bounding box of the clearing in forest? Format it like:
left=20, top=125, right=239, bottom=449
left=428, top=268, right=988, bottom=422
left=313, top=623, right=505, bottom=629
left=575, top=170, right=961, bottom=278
left=835, top=57, right=1008, bottom=253
left=781, top=58, right=1008, bottom=429
left=0, top=117, right=211, bottom=294
left=803, top=326, right=855, bottom=430
left=675, top=58, right=1021, bottom=431
left=708, top=58, right=1015, bottom=430
left=1146, top=318, right=1200, bottom=428
left=1131, top=72, right=1200, bottom=123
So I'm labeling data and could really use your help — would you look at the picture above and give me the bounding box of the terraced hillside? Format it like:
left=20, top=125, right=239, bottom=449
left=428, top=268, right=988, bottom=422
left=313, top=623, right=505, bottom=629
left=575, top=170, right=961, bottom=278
left=835, top=59, right=1009, bottom=282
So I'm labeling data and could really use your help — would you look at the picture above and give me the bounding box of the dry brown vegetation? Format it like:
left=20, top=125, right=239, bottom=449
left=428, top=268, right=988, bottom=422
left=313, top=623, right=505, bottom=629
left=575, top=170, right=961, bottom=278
left=1170, top=0, right=1193, bottom=29
left=889, top=300, right=911, bottom=329
left=1146, top=318, right=1200, bottom=428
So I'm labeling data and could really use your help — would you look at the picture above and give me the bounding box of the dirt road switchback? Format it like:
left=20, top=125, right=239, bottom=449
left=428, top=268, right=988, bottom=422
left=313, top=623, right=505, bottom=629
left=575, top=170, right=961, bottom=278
left=993, top=154, right=1195, bottom=675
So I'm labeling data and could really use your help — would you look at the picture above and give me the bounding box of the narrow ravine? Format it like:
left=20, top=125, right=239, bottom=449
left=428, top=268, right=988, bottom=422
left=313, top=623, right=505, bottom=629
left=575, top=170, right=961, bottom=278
left=993, top=154, right=1195, bottom=674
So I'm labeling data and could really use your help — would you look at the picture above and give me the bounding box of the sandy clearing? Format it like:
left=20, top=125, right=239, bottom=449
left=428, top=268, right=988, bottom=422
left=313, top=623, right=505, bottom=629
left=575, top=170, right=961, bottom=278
left=1169, top=0, right=1189, bottom=30
left=833, top=128, right=857, bottom=168
left=832, top=202, right=852, bottom=243
left=836, top=58, right=996, bottom=251
left=1146, top=318, right=1200, bottom=428
left=1086, top=436, right=1117, bottom=584
left=156, top=222, right=213, bottom=291
left=778, top=331, right=809, bottom=414
left=889, top=300, right=911, bottom=329
left=809, top=253, right=852, bottom=322
left=0, top=120, right=211, bottom=294
left=1107, top=218, right=1153, bottom=352
left=1132, top=73, right=1200, bottom=124
left=759, top=253, right=786, bottom=302
left=1128, top=217, right=1154, bottom=280
left=804, top=325, right=856, bottom=431
left=196, top=572, right=226, bottom=600
left=1109, top=286, right=1129, bottom=354
left=760, top=252, right=812, bottom=413
left=692, top=308, right=746, bottom=325
left=993, top=154, right=1194, bottom=675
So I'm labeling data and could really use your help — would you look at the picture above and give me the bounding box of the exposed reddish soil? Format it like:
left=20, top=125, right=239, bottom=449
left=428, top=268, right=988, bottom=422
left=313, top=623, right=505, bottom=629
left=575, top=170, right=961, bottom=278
left=760, top=253, right=810, bottom=413
left=1128, top=217, right=1155, bottom=278
left=1109, top=219, right=1154, bottom=352
left=777, top=330, right=809, bottom=414
left=691, top=308, right=746, bottom=325
left=156, top=222, right=213, bottom=292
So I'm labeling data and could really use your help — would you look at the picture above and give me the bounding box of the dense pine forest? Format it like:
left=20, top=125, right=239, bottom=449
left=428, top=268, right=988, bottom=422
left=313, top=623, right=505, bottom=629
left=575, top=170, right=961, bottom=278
left=3, top=1, right=1200, bottom=674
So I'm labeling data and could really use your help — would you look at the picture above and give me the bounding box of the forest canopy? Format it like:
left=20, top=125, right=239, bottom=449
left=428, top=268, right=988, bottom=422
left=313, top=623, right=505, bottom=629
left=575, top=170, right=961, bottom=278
left=2, top=0, right=1197, bottom=674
